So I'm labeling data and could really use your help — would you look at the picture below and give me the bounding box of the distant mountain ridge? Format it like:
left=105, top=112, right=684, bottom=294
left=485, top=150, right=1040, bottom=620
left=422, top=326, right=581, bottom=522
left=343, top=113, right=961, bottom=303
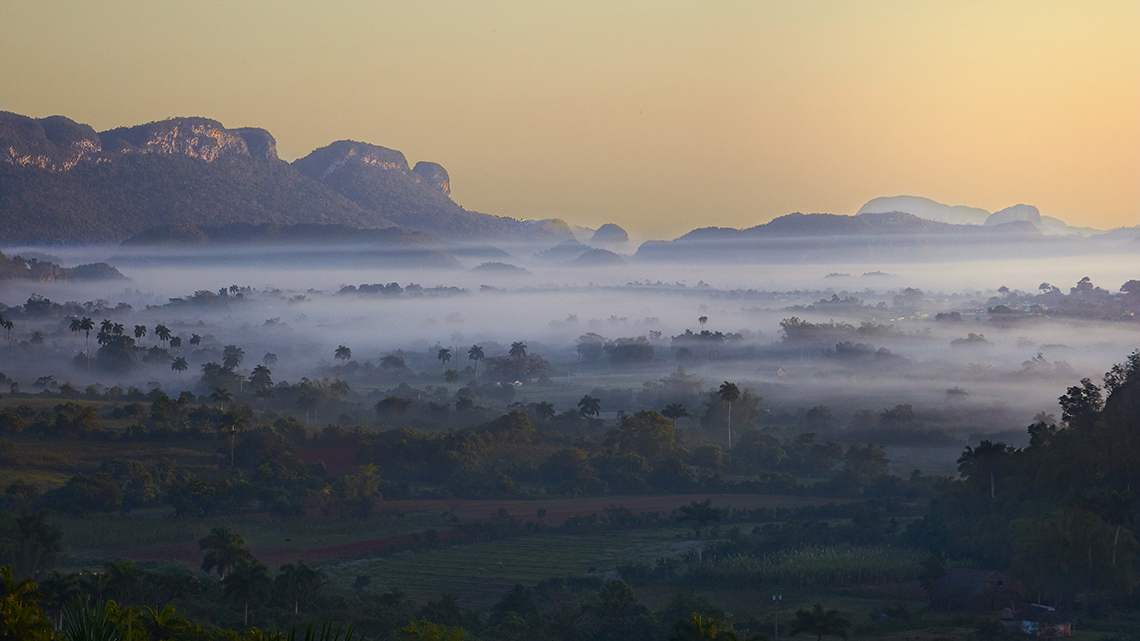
left=0, top=111, right=572, bottom=244
left=856, top=195, right=1101, bottom=236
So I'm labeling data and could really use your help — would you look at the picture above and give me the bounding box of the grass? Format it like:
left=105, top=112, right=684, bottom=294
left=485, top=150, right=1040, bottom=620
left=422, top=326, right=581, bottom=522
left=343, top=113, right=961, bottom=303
left=320, top=529, right=696, bottom=607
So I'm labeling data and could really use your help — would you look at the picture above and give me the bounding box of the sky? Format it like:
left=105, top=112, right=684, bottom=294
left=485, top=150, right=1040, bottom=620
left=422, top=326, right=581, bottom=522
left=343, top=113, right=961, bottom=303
left=1, top=0, right=1138, bottom=238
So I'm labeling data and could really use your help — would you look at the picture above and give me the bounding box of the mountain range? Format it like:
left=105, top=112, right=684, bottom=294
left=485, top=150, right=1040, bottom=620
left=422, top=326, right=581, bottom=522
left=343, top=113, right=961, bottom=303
left=0, top=112, right=572, bottom=244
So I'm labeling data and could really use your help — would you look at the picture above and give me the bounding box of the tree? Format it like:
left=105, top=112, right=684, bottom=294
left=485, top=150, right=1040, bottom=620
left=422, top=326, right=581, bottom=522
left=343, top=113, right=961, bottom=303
left=335, top=345, right=352, bottom=361
left=154, top=323, right=171, bottom=346
left=444, top=369, right=459, bottom=392
left=1103, top=491, right=1136, bottom=567
left=1, top=319, right=13, bottom=352
left=698, top=316, right=708, bottom=328
left=578, top=395, right=601, bottom=419
left=220, top=408, right=248, bottom=468
left=224, top=557, right=271, bottom=626
left=274, top=561, right=324, bottom=614
left=956, top=440, right=1014, bottom=500
left=133, top=324, right=147, bottom=347
left=171, top=356, right=188, bottom=376
left=222, top=345, right=245, bottom=369
left=189, top=333, right=201, bottom=346
left=69, top=318, right=82, bottom=346
left=468, top=345, right=484, bottom=379
left=249, top=365, right=272, bottom=390
left=662, top=402, right=689, bottom=427
left=509, top=342, right=527, bottom=359
left=717, top=382, right=740, bottom=448
left=78, top=317, right=94, bottom=360
left=263, top=352, right=278, bottom=365
left=168, top=335, right=181, bottom=349
left=0, top=566, right=52, bottom=641
left=789, top=603, right=850, bottom=641
left=437, top=348, right=451, bottom=365
left=211, top=387, right=233, bottom=410
left=677, top=499, right=722, bottom=539
left=199, top=527, right=252, bottom=580
left=398, top=618, right=467, bottom=641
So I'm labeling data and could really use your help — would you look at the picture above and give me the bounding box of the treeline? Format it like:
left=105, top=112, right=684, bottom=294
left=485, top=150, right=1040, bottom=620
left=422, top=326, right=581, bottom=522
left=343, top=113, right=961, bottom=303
left=910, top=349, right=1140, bottom=604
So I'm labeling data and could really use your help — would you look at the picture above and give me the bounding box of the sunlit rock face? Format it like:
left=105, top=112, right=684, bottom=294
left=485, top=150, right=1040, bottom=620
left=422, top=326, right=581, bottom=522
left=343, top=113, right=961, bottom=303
left=0, top=112, right=102, bottom=170
left=413, top=161, right=450, bottom=197
left=99, top=117, right=255, bottom=162
left=985, top=204, right=1041, bottom=228
left=293, top=140, right=411, bottom=179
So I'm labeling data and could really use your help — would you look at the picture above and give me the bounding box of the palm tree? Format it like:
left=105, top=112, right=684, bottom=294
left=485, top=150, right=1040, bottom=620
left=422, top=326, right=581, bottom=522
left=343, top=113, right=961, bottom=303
left=170, top=356, right=188, bottom=376
left=133, top=324, right=147, bottom=347
left=509, top=341, right=527, bottom=359
left=263, top=352, right=278, bottom=365
left=1104, top=491, right=1136, bottom=567
left=199, top=526, right=252, bottom=580
left=444, top=369, right=459, bottom=392
left=274, top=561, right=324, bottom=614
left=221, top=408, right=248, bottom=468
left=956, top=440, right=1013, bottom=500
left=468, top=345, right=484, bottom=379
left=38, top=570, right=80, bottom=629
left=224, top=558, right=272, bottom=626
left=69, top=318, right=82, bottom=346
left=578, top=394, right=601, bottom=418
left=1, top=318, right=14, bottom=352
left=532, top=401, right=556, bottom=422
left=99, top=319, right=114, bottom=335
left=718, top=382, right=740, bottom=448
left=154, top=323, right=171, bottom=346
left=111, top=323, right=124, bottom=336
left=222, top=345, right=245, bottom=369
left=297, top=393, right=319, bottom=423
left=790, top=603, right=850, bottom=641
left=0, top=566, right=53, bottom=640
left=437, top=347, right=451, bottom=364
left=662, top=402, right=689, bottom=428
left=169, top=335, right=182, bottom=349
left=698, top=316, right=708, bottom=328
left=189, top=333, right=201, bottom=347
left=329, top=378, right=350, bottom=400
left=211, top=387, right=233, bottom=410
left=335, top=345, right=352, bottom=361
left=250, top=364, right=272, bottom=390
left=79, top=317, right=94, bottom=360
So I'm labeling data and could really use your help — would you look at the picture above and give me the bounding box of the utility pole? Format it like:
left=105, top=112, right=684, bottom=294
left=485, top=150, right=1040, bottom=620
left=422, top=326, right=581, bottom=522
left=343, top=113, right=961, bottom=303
left=772, top=594, right=782, bottom=640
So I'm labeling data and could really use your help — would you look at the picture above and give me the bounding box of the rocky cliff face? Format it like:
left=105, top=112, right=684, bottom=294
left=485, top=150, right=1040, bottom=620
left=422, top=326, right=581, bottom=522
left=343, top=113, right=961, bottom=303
left=234, top=127, right=279, bottom=162
left=99, top=117, right=259, bottom=162
left=293, top=140, right=411, bottom=179
left=0, top=112, right=102, bottom=170
left=413, top=161, right=450, bottom=196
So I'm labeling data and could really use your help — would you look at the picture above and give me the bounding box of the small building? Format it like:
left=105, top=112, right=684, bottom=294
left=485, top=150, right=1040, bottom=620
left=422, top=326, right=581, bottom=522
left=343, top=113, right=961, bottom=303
left=928, top=568, right=1022, bottom=612
left=1020, top=604, right=1072, bottom=637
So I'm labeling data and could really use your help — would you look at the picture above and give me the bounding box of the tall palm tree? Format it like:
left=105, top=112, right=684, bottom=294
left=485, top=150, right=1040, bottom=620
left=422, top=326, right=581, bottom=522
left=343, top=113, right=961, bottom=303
left=335, top=345, right=352, bottom=361
left=790, top=603, right=851, bottom=641
left=154, top=323, right=171, bottom=347
left=263, top=352, right=278, bottom=365
left=225, top=559, right=272, bottom=626
left=578, top=394, right=601, bottom=418
left=1, top=318, right=14, bottom=352
left=1104, top=491, right=1136, bottom=567
left=956, top=440, right=1013, bottom=500
left=189, top=333, right=201, bottom=347
left=220, top=407, right=248, bottom=468
left=79, top=317, right=94, bottom=360
left=169, top=335, right=182, bottom=349
left=509, top=342, right=527, bottom=359
left=662, top=402, right=689, bottom=428
left=437, top=347, right=451, bottom=365
left=171, top=357, right=188, bottom=376
left=222, top=345, right=245, bottom=369
left=133, top=324, right=147, bottom=347
left=274, top=561, right=324, bottom=614
left=111, top=323, right=124, bottom=336
left=199, top=527, right=251, bottom=580
left=69, top=318, right=82, bottom=347
left=718, top=382, right=741, bottom=448
left=468, top=345, right=484, bottom=379
left=698, top=316, right=709, bottom=329
left=211, top=387, right=233, bottom=410
left=99, top=319, right=114, bottom=335
left=444, top=369, right=459, bottom=392
left=249, top=364, right=273, bottom=390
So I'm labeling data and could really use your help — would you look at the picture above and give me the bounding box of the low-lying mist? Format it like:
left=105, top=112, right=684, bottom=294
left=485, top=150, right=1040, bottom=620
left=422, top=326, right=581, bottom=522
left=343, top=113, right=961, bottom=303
left=0, top=239, right=1135, bottom=473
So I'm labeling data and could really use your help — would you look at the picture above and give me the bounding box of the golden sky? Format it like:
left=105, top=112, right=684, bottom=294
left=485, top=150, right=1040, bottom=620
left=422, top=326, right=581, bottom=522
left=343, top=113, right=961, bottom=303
left=2, top=0, right=1137, bottom=237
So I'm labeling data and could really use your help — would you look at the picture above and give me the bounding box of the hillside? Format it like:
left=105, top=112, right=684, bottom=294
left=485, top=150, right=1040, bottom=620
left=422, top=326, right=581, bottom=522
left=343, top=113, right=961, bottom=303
left=0, top=112, right=571, bottom=244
